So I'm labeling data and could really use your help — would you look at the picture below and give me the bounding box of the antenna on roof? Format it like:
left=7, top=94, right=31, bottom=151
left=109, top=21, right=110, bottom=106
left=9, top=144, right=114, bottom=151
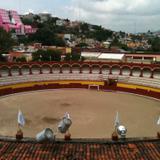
left=18, top=0, right=20, bottom=13
left=134, top=21, right=137, bottom=34
left=18, top=0, right=22, bottom=14
left=76, top=0, right=80, bottom=21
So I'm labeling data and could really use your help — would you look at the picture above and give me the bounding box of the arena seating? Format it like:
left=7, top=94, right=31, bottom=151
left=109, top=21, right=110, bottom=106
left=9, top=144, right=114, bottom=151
left=0, top=62, right=160, bottom=91
left=0, top=72, right=160, bottom=89
left=0, top=73, right=101, bottom=86
left=127, top=77, right=160, bottom=88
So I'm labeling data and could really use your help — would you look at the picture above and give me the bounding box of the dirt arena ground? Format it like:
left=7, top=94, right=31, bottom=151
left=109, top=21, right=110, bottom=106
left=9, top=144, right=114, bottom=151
left=0, top=89, right=159, bottom=138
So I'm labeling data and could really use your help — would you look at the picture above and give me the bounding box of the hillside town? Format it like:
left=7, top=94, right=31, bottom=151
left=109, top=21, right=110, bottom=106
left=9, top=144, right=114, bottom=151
left=0, top=8, right=160, bottom=63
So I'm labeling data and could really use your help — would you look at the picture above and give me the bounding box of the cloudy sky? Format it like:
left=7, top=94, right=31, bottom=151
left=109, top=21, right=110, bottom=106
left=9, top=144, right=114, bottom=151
left=1, top=0, right=160, bottom=33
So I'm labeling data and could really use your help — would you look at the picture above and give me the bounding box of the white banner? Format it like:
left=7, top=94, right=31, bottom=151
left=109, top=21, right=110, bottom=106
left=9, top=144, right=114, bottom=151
left=18, top=110, right=25, bottom=127
left=115, top=111, right=120, bottom=128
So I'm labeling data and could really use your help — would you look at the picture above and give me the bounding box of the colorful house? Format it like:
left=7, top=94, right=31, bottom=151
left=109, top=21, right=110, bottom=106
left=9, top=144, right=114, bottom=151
left=0, top=9, right=36, bottom=35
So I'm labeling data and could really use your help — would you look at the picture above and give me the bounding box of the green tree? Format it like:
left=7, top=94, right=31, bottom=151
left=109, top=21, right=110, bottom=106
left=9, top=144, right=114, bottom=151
left=41, top=50, right=51, bottom=61
left=30, top=27, right=65, bottom=46
left=33, top=15, right=41, bottom=23
left=16, top=56, right=27, bottom=62
left=32, top=15, right=42, bottom=28
left=80, top=23, right=89, bottom=34
left=119, top=31, right=126, bottom=38
left=64, top=54, right=71, bottom=61
left=18, top=35, right=30, bottom=45
left=32, top=49, right=43, bottom=61
left=149, top=37, right=160, bottom=52
left=111, top=37, right=119, bottom=46
left=32, top=49, right=62, bottom=62
left=21, top=18, right=33, bottom=25
left=0, top=27, right=14, bottom=61
left=31, top=27, right=56, bottom=45
left=64, top=53, right=81, bottom=61
left=76, top=42, right=88, bottom=48
left=120, top=44, right=129, bottom=51
left=81, top=56, right=85, bottom=61
left=50, top=50, right=62, bottom=61
left=93, top=29, right=113, bottom=42
left=71, top=53, right=81, bottom=61
left=54, top=36, right=65, bottom=46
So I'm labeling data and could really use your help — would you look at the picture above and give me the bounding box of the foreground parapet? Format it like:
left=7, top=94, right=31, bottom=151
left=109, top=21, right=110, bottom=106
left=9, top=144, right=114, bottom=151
left=0, top=137, right=159, bottom=160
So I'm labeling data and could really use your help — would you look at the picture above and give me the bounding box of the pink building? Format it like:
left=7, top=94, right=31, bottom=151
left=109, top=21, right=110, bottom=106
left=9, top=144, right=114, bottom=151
left=0, top=9, right=36, bottom=35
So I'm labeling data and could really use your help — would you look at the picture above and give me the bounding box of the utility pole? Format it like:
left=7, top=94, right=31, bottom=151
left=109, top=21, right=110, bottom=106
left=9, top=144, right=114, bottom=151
left=134, top=21, right=137, bottom=34
left=18, top=0, right=22, bottom=14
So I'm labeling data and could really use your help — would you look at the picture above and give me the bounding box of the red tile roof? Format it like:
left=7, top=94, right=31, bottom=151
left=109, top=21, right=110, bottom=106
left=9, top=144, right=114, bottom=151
left=0, top=138, right=159, bottom=160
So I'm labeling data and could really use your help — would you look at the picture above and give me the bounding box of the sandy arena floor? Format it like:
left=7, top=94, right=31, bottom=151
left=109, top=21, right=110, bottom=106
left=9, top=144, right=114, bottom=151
left=0, top=89, right=159, bottom=138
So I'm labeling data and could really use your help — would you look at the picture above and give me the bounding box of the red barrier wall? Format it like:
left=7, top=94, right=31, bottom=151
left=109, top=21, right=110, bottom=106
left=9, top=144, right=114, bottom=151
left=0, top=83, right=159, bottom=99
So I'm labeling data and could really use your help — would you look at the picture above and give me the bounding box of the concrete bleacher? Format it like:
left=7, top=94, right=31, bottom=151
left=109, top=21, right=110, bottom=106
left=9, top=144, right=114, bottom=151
left=0, top=73, right=101, bottom=86
left=0, top=72, right=160, bottom=89
left=127, top=76, right=160, bottom=88
left=122, top=69, right=130, bottom=76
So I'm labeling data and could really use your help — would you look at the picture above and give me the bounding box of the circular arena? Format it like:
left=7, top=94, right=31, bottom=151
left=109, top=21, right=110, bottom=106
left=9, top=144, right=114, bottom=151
left=0, top=89, right=159, bottom=138
left=0, top=62, right=160, bottom=138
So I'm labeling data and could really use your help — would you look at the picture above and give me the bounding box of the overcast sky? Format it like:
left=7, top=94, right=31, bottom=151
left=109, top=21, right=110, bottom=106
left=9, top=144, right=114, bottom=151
left=1, top=0, right=160, bottom=33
